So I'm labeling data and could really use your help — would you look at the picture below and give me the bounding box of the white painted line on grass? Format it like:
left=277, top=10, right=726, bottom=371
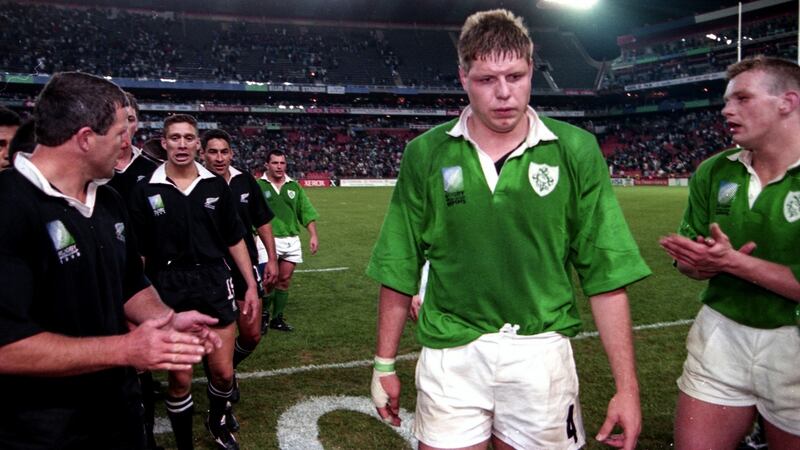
left=295, top=267, right=349, bottom=273
left=159, top=318, right=695, bottom=435
left=190, top=318, right=694, bottom=384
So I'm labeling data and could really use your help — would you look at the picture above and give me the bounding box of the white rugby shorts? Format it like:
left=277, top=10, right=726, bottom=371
left=678, top=305, right=800, bottom=435
left=256, top=235, right=303, bottom=264
left=415, top=326, right=585, bottom=449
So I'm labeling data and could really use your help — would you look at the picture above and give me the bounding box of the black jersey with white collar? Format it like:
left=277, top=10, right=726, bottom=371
left=129, top=162, right=247, bottom=274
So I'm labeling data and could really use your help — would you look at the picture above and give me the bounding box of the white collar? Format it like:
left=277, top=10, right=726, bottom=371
left=726, top=149, right=800, bottom=183
left=14, top=153, right=104, bottom=218
left=446, top=105, right=558, bottom=148
left=149, top=161, right=215, bottom=196
left=445, top=106, right=558, bottom=194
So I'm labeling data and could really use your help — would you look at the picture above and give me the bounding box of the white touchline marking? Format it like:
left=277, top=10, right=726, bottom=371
left=154, top=318, right=695, bottom=434
left=188, top=318, right=695, bottom=384
left=295, top=267, right=349, bottom=273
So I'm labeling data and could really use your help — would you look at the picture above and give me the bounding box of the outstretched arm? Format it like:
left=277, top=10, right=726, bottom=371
left=590, top=288, right=640, bottom=450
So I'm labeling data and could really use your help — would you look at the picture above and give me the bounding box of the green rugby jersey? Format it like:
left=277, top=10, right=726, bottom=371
left=257, top=177, right=318, bottom=238
left=367, top=112, right=651, bottom=349
left=679, top=148, right=800, bottom=328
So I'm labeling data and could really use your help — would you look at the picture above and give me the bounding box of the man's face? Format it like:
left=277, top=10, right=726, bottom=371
left=722, top=69, right=786, bottom=150
left=459, top=53, right=532, bottom=137
left=266, top=154, right=287, bottom=180
left=90, top=107, right=129, bottom=178
left=162, top=122, right=199, bottom=168
left=0, top=124, right=19, bottom=170
left=201, top=138, right=233, bottom=176
left=120, top=106, right=139, bottom=155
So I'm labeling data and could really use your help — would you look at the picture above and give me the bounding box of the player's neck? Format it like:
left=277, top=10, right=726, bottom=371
left=268, top=174, right=285, bottom=186
left=165, top=161, right=199, bottom=188
left=467, top=115, right=529, bottom=161
left=29, top=146, right=91, bottom=202
left=115, top=147, right=134, bottom=170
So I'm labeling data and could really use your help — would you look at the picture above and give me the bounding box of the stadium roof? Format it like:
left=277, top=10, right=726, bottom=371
left=36, top=0, right=755, bottom=58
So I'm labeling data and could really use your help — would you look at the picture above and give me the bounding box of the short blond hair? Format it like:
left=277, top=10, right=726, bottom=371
left=457, top=9, right=533, bottom=72
left=727, top=55, right=800, bottom=94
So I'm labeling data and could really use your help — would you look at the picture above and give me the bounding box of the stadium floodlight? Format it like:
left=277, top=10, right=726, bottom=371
left=536, top=0, right=598, bottom=10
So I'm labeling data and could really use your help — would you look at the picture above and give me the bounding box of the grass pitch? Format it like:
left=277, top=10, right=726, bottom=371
left=157, top=186, right=702, bottom=449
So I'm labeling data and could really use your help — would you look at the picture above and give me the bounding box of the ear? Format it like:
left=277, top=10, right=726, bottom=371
left=780, top=91, right=800, bottom=114
left=160, top=137, right=168, bottom=151
left=75, top=127, right=94, bottom=153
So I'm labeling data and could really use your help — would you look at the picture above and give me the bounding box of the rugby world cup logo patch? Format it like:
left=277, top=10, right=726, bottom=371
left=715, top=181, right=738, bottom=215
left=718, top=181, right=738, bottom=205
left=784, top=191, right=800, bottom=223
left=47, top=220, right=81, bottom=264
left=442, top=166, right=466, bottom=206
left=148, top=194, right=166, bottom=216
left=529, top=162, right=559, bottom=197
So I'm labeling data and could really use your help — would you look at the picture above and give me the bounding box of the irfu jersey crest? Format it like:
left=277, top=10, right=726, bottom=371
left=529, top=163, right=559, bottom=197
left=784, top=191, right=800, bottom=222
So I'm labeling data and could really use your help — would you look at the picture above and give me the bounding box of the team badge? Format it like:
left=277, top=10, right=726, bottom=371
left=136, top=175, right=146, bottom=182
left=204, top=197, right=219, bottom=210
left=148, top=194, right=166, bottom=216
left=529, top=163, right=559, bottom=197
left=47, top=220, right=81, bottom=264
left=442, top=166, right=466, bottom=206
left=264, top=191, right=272, bottom=200
left=718, top=181, right=738, bottom=205
left=287, top=190, right=296, bottom=199
left=240, top=193, right=250, bottom=203
left=784, top=191, right=800, bottom=223
left=114, top=222, right=126, bottom=243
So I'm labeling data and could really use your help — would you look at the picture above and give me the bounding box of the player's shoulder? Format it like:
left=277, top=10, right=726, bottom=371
left=540, top=116, right=597, bottom=151
left=405, top=118, right=459, bottom=156
left=693, top=148, right=740, bottom=179
left=0, top=169, right=36, bottom=208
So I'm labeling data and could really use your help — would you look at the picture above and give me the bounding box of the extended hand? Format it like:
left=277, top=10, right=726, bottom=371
left=595, top=389, right=641, bottom=450
left=371, top=370, right=401, bottom=426
left=125, top=312, right=209, bottom=371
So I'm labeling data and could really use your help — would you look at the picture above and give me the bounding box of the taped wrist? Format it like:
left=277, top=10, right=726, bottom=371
left=371, top=356, right=396, bottom=408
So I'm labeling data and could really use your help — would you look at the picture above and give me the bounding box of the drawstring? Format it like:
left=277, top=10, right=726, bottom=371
left=499, top=323, right=520, bottom=335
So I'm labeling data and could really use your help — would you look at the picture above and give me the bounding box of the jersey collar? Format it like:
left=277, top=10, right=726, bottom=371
left=446, top=106, right=558, bottom=193
left=726, top=149, right=800, bottom=208
left=149, top=161, right=215, bottom=195
left=14, top=153, right=103, bottom=218
left=446, top=105, right=558, bottom=149
left=228, top=165, right=243, bottom=183
left=114, top=145, right=143, bottom=174
left=260, top=173, right=292, bottom=192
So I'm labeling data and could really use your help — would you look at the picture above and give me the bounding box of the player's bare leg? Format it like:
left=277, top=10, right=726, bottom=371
left=674, top=393, right=755, bottom=450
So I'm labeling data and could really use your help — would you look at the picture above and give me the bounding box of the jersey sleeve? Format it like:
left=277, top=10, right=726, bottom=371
left=218, top=180, right=247, bottom=247
left=366, top=140, right=427, bottom=296
left=568, top=134, right=652, bottom=297
left=296, top=187, right=319, bottom=227
left=0, top=192, right=43, bottom=346
left=113, top=191, right=151, bottom=302
left=678, top=160, right=713, bottom=240
left=247, top=174, right=274, bottom=228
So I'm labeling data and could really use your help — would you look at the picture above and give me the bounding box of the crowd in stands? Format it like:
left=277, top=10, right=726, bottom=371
left=605, top=14, right=798, bottom=88
left=0, top=2, right=447, bottom=86
left=596, top=108, right=730, bottom=178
